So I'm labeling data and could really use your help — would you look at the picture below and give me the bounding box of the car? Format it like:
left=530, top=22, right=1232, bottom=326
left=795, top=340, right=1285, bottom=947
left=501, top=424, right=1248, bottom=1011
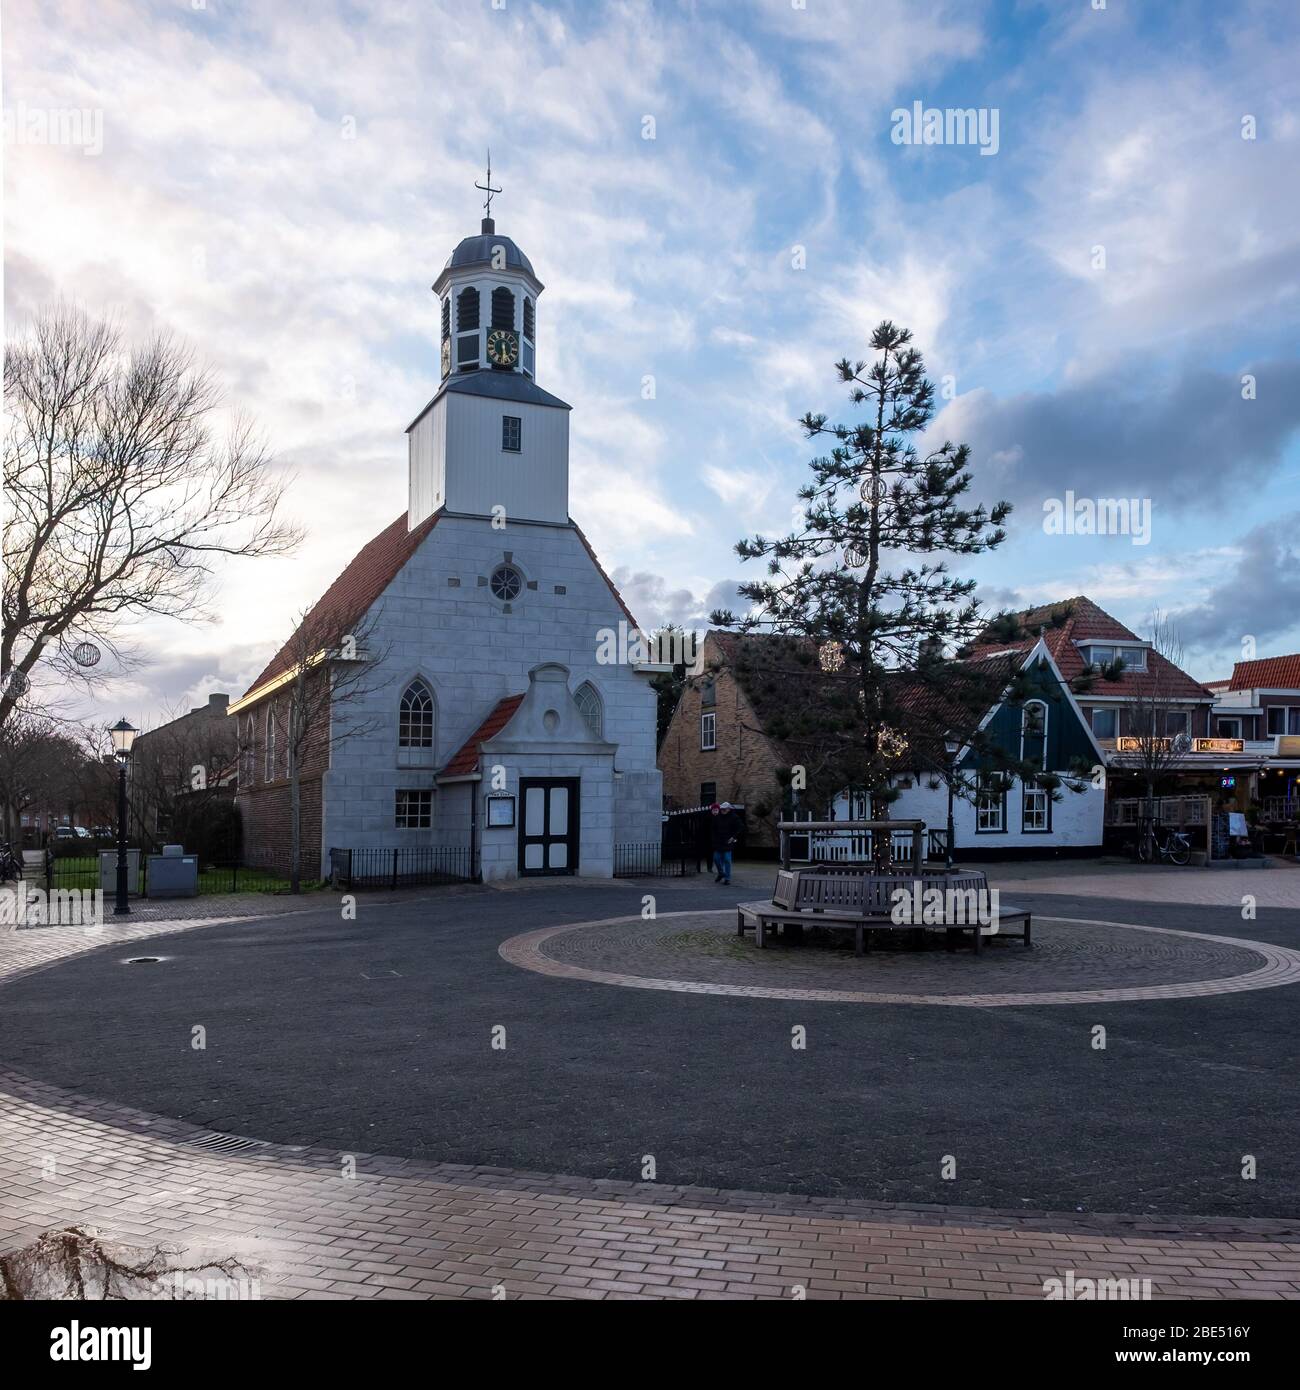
left=73, top=826, right=91, bottom=839
left=91, top=826, right=113, bottom=839
left=53, top=826, right=77, bottom=841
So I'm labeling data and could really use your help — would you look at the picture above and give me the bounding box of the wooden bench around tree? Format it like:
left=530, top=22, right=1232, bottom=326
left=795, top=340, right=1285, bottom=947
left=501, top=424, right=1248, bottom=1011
left=736, top=869, right=1031, bottom=956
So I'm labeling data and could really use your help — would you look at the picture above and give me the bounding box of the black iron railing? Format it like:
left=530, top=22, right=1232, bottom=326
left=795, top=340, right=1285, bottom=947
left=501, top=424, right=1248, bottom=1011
left=613, top=842, right=699, bottom=878
left=44, top=854, right=296, bottom=896
left=329, top=845, right=478, bottom=890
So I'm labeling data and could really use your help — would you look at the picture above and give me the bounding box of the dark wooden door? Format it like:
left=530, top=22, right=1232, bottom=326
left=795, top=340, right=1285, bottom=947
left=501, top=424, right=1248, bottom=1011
left=518, top=778, right=579, bottom=876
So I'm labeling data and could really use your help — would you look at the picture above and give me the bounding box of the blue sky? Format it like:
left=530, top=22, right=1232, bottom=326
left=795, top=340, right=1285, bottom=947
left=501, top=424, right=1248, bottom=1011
left=6, top=0, right=1299, bottom=724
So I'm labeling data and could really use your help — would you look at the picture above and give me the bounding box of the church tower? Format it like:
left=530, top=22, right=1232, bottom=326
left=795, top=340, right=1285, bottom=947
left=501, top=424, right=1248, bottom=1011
left=407, top=162, right=571, bottom=529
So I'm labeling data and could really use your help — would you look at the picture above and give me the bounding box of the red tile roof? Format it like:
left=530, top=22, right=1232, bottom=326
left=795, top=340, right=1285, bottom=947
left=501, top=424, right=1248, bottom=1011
left=241, top=513, right=637, bottom=704
left=242, top=512, right=438, bottom=699
left=966, top=596, right=1211, bottom=703
left=1227, top=654, right=1300, bottom=692
left=441, top=694, right=524, bottom=776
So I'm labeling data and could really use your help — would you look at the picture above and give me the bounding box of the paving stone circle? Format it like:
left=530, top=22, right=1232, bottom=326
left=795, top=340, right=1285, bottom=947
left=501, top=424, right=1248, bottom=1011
left=500, top=910, right=1300, bottom=1007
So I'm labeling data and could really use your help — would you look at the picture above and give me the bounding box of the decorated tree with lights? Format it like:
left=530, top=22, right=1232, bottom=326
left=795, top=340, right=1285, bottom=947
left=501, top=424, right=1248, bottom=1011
left=711, top=321, right=1012, bottom=845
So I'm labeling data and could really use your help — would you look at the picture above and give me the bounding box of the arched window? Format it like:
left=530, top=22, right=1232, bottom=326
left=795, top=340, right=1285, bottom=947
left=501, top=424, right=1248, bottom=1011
left=457, top=286, right=480, bottom=331
left=242, top=716, right=255, bottom=785
left=491, top=286, right=515, bottom=330
left=264, top=706, right=276, bottom=782
left=1021, top=700, right=1048, bottom=770
left=523, top=295, right=535, bottom=339
left=575, top=682, right=603, bottom=738
left=399, top=679, right=435, bottom=748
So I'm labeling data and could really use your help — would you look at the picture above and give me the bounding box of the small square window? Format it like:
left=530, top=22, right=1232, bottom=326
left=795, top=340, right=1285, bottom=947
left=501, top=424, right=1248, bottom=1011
left=1023, top=786, right=1049, bottom=832
left=502, top=415, right=522, bottom=452
left=395, top=789, right=432, bottom=829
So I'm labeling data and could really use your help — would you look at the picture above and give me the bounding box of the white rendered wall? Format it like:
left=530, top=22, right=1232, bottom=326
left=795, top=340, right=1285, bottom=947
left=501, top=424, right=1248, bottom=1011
left=831, top=776, right=1105, bottom=851
left=318, top=513, right=662, bottom=877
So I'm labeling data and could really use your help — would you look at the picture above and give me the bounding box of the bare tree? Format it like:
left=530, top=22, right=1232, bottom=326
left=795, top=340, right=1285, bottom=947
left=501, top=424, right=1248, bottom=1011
left=1115, top=612, right=1194, bottom=855
left=126, top=705, right=239, bottom=855
left=2, top=304, right=301, bottom=728
left=0, top=715, right=83, bottom=842
left=253, top=607, right=391, bottom=893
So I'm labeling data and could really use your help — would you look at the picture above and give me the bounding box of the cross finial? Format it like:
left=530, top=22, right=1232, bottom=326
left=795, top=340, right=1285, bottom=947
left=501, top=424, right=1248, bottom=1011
left=474, top=149, right=502, bottom=227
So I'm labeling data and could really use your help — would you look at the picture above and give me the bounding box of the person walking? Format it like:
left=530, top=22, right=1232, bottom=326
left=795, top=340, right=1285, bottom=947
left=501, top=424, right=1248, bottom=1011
left=710, top=801, right=739, bottom=884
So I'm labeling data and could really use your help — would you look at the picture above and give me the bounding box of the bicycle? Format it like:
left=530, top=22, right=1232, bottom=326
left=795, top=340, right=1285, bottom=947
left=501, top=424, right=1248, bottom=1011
left=0, top=843, right=23, bottom=883
left=1137, top=824, right=1191, bottom=866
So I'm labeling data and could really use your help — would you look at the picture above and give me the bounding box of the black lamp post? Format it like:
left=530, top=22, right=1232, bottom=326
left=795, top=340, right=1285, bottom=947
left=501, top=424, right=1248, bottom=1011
left=944, top=737, right=960, bottom=870
left=110, top=718, right=137, bottom=916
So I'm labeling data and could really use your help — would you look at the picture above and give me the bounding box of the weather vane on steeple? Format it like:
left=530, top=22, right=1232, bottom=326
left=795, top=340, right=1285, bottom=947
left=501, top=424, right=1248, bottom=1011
left=475, top=149, right=502, bottom=229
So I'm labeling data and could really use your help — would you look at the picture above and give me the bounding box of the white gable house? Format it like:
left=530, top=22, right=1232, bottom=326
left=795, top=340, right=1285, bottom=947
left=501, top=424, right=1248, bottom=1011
left=232, top=200, right=664, bottom=880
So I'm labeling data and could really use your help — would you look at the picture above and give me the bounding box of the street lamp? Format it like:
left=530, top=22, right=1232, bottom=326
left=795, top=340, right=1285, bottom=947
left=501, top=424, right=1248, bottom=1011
left=944, top=737, right=960, bottom=871
left=110, top=718, right=137, bottom=916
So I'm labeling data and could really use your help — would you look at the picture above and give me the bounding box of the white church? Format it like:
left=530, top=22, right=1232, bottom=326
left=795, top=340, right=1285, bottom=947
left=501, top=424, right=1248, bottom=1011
left=231, top=189, right=665, bottom=880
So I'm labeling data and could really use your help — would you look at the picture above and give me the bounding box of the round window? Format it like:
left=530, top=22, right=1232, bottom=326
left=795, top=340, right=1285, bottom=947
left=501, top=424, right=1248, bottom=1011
left=489, top=565, right=523, bottom=602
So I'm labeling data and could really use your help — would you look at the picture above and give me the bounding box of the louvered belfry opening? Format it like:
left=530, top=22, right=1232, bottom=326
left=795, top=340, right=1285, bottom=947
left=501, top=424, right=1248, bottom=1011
left=523, top=295, right=535, bottom=340
left=457, top=286, right=480, bottom=331
left=491, top=285, right=515, bottom=330
left=440, top=296, right=451, bottom=340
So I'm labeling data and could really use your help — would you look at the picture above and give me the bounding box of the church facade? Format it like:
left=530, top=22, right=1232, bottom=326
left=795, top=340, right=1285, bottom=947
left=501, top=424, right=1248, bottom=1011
left=231, top=204, right=664, bottom=880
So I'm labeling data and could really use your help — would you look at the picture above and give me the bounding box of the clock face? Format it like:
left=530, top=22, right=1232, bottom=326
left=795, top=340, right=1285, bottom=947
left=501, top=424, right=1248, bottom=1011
left=486, top=328, right=519, bottom=368
left=440, top=337, right=452, bottom=377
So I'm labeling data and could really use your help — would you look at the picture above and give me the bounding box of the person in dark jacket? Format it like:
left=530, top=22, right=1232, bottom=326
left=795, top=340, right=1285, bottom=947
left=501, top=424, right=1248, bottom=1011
left=710, top=801, right=739, bottom=884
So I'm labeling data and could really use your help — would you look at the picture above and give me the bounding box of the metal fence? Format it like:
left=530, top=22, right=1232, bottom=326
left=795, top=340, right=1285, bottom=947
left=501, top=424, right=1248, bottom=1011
left=329, top=845, right=478, bottom=890
left=44, top=854, right=293, bottom=896
left=612, top=842, right=700, bottom=878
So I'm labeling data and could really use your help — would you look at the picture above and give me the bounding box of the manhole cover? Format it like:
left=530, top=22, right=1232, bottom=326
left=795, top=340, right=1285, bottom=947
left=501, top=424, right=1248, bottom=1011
left=123, top=956, right=163, bottom=965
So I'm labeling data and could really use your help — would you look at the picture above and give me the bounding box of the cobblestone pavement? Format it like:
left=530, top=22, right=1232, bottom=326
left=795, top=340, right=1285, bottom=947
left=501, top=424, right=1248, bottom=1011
left=3, top=879, right=1299, bottom=1299
left=4, top=1066, right=1299, bottom=1301
left=501, top=909, right=1300, bottom=1006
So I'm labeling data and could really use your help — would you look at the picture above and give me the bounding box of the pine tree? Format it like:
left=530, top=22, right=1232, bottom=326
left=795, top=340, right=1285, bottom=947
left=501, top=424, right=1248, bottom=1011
left=712, top=322, right=1012, bottom=828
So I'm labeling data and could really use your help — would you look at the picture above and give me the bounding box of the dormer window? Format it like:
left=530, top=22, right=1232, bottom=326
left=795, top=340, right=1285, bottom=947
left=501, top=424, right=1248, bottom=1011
left=1082, top=643, right=1146, bottom=672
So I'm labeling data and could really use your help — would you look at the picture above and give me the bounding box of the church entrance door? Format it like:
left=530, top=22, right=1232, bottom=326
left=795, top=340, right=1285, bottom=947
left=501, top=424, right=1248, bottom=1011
left=518, top=778, right=579, bottom=875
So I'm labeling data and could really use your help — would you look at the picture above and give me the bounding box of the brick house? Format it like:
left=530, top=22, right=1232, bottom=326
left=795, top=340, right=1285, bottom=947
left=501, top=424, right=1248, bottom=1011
left=1205, top=654, right=1300, bottom=820
left=658, top=630, right=792, bottom=846
left=129, top=692, right=237, bottom=852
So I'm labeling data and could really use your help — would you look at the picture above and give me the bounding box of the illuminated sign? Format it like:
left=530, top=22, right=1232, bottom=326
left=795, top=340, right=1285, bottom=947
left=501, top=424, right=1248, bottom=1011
left=1194, top=737, right=1245, bottom=754
left=1115, top=736, right=1172, bottom=752
left=1220, top=775, right=1236, bottom=789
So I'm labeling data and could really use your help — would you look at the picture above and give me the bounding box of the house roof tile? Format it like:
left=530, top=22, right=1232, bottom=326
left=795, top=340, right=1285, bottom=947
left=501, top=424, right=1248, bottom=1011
left=241, top=512, right=438, bottom=701
left=1227, top=654, right=1300, bottom=692
left=240, top=513, right=639, bottom=705
left=441, top=693, right=525, bottom=776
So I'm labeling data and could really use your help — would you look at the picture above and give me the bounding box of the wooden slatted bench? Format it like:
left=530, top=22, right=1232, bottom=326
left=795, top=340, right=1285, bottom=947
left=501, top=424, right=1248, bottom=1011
left=737, top=870, right=1031, bottom=955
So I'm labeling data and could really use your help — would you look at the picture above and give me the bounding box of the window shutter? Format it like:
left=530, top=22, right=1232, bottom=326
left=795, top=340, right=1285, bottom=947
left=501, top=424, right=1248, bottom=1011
left=491, top=286, right=515, bottom=329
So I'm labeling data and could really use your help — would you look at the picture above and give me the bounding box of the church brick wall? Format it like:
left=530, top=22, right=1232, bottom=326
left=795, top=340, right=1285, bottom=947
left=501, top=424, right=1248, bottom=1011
left=233, top=669, right=332, bottom=878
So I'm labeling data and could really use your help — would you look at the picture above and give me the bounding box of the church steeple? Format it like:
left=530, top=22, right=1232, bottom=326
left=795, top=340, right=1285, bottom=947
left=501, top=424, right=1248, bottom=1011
left=432, top=157, right=542, bottom=382
left=409, top=168, right=569, bottom=532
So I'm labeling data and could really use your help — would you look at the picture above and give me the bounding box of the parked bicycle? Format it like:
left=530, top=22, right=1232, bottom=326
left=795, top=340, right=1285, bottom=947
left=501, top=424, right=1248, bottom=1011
left=1137, top=823, right=1191, bottom=866
left=0, top=842, right=24, bottom=883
